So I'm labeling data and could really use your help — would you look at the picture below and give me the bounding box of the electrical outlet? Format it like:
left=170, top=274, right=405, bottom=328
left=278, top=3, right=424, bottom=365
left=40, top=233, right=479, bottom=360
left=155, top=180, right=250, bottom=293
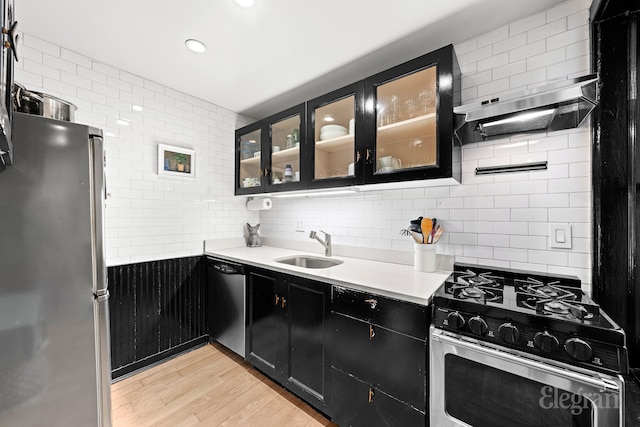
left=295, top=220, right=305, bottom=232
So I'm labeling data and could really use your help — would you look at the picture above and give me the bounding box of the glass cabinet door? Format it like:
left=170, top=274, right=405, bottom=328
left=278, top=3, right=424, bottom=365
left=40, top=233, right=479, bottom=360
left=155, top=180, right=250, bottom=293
left=266, top=105, right=305, bottom=192
left=314, top=96, right=355, bottom=179
left=237, top=126, right=263, bottom=193
left=375, top=65, right=437, bottom=174
left=307, top=82, right=363, bottom=189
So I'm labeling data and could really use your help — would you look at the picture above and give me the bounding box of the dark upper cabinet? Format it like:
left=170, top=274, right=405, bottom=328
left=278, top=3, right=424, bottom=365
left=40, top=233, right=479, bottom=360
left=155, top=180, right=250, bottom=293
left=234, top=44, right=460, bottom=195
left=245, top=268, right=332, bottom=416
left=0, top=0, right=16, bottom=167
left=236, top=104, right=306, bottom=195
left=306, top=81, right=365, bottom=189
left=363, top=44, right=460, bottom=184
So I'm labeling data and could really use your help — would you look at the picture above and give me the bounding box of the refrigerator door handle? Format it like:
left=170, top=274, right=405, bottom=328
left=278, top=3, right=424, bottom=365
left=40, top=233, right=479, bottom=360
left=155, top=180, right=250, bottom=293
left=95, top=289, right=109, bottom=302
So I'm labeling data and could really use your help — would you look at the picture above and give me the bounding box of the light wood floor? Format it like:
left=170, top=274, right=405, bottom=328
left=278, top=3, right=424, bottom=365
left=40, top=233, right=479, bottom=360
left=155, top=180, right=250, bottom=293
left=111, top=343, right=338, bottom=426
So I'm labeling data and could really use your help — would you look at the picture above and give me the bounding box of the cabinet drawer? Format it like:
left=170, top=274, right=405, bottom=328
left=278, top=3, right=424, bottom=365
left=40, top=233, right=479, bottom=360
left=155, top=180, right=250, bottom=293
left=332, top=313, right=426, bottom=409
left=331, top=368, right=425, bottom=427
left=332, top=286, right=427, bottom=339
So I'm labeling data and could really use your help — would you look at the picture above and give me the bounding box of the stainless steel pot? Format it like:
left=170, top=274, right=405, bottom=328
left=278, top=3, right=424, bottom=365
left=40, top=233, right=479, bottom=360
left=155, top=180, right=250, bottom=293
left=13, top=83, right=77, bottom=122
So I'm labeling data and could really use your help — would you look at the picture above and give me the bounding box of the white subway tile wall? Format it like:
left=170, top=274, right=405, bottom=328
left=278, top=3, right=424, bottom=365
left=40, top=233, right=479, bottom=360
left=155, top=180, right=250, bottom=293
left=15, top=34, right=256, bottom=266
left=259, top=0, right=594, bottom=289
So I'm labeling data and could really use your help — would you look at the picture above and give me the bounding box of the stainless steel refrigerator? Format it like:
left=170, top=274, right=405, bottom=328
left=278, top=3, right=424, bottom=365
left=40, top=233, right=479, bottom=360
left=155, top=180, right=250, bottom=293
left=0, top=112, right=112, bottom=426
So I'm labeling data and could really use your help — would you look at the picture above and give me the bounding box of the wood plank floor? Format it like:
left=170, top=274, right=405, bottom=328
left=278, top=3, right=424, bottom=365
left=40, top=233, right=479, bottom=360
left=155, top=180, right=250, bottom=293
left=111, top=343, right=338, bottom=426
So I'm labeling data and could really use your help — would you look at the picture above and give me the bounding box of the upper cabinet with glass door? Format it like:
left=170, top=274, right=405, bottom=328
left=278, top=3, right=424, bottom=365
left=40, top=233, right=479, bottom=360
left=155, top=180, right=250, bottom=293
left=307, top=82, right=364, bottom=189
left=363, top=45, right=460, bottom=184
left=235, top=104, right=306, bottom=195
left=265, top=104, right=305, bottom=193
left=236, top=122, right=264, bottom=195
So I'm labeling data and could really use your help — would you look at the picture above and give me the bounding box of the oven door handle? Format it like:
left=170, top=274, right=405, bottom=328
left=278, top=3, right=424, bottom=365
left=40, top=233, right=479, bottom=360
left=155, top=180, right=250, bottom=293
left=432, top=330, right=621, bottom=393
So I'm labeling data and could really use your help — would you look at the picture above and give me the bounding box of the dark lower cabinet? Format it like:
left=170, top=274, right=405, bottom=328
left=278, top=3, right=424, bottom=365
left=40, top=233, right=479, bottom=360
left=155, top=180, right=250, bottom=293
left=331, top=286, right=428, bottom=426
left=246, top=269, right=331, bottom=415
left=246, top=271, right=280, bottom=377
left=332, top=368, right=424, bottom=427
left=332, top=313, right=426, bottom=409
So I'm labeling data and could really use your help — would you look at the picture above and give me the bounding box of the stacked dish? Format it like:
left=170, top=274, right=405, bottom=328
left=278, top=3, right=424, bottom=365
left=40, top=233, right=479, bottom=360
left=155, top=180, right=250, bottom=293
left=320, top=124, right=348, bottom=140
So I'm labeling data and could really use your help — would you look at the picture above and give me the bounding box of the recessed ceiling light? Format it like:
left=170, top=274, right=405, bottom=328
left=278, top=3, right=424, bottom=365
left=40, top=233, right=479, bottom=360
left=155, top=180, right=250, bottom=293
left=185, top=39, right=207, bottom=53
left=323, top=115, right=334, bottom=122
left=235, top=0, right=255, bottom=7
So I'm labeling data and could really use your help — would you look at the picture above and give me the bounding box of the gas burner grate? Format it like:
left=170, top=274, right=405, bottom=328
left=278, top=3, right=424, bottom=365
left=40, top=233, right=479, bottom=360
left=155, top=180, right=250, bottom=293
left=454, top=270, right=504, bottom=288
left=445, top=270, right=504, bottom=304
left=516, top=278, right=599, bottom=321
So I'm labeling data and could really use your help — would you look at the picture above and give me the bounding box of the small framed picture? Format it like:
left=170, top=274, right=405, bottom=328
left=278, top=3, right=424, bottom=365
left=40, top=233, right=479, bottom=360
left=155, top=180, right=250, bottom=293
left=158, top=144, right=195, bottom=178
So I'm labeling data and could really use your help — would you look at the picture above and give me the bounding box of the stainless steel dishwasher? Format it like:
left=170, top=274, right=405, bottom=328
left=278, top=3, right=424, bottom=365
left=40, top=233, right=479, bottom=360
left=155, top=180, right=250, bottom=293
left=208, top=258, right=246, bottom=357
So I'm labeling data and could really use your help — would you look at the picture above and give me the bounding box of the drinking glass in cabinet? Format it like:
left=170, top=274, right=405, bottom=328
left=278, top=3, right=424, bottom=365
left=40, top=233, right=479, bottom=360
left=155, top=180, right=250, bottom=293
left=270, top=115, right=300, bottom=185
left=313, top=95, right=356, bottom=180
left=375, top=65, right=437, bottom=173
left=238, top=129, right=262, bottom=188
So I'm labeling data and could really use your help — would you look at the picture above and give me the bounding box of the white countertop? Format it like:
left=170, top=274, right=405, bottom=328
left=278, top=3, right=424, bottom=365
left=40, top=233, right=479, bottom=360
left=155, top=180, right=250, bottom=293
left=204, top=245, right=451, bottom=306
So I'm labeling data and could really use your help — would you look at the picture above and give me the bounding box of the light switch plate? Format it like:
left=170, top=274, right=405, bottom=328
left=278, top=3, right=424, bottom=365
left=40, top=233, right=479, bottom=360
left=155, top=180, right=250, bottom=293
left=549, top=223, right=571, bottom=249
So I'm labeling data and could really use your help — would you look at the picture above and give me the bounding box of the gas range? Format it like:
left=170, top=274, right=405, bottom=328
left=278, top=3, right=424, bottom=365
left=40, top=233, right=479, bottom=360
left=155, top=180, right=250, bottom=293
left=432, top=263, right=629, bottom=375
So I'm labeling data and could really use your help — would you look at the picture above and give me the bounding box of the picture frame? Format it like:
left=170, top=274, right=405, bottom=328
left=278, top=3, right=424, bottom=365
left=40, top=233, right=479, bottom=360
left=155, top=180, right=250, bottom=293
left=158, top=144, right=195, bottom=178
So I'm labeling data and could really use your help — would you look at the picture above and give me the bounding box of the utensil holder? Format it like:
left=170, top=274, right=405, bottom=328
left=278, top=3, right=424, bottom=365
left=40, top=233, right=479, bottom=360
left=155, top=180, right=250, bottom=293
left=414, top=243, right=436, bottom=272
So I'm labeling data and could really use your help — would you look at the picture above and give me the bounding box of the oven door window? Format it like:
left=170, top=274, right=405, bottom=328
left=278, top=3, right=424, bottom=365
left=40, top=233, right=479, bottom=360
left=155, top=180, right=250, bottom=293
left=445, top=354, right=593, bottom=427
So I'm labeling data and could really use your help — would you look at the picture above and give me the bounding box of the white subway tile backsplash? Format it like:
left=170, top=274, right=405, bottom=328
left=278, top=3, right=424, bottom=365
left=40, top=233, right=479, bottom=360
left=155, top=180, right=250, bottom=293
left=510, top=40, right=546, bottom=63
left=547, top=55, right=590, bottom=79
left=527, top=18, right=567, bottom=44
left=548, top=177, right=590, bottom=193
left=529, top=249, right=568, bottom=266
left=494, top=247, right=528, bottom=262
left=16, top=1, right=595, bottom=283
left=529, top=193, right=569, bottom=208
left=494, top=33, right=527, bottom=55
left=547, top=25, right=589, bottom=50
left=511, top=208, right=547, bottom=222
left=509, top=12, right=547, bottom=36
left=547, top=0, right=586, bottom=22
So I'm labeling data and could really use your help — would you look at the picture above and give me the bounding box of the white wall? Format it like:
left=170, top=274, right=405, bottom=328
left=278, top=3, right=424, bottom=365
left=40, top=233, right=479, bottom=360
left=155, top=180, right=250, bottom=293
left=14, top=34, right=257, bottom=266
left=259, top=0, right=594, bottom=287
left=14, top=0, right=593, bottom=288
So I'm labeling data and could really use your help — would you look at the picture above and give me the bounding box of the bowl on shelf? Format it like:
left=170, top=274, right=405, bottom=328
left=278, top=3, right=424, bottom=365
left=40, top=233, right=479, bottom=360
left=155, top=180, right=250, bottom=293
left=319, top=130, right=348, bottom=140
left=320, top=124, right=348, bottom=134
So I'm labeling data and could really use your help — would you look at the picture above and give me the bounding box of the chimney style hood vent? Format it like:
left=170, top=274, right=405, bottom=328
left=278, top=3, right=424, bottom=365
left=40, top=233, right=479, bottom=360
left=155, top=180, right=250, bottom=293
left=454, top=74, right=598, bottom=144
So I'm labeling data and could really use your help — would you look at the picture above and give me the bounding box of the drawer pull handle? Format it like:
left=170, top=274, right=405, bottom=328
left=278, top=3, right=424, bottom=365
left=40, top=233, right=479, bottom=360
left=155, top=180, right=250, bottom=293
left=368, top=387, right=374, bottom=403
left=281, top=297, right=286, bottom=308
left=275, top=294, right=280, bottom=306
left=364, top=298, right=377, bottom=309
left=369, top=324, right=375, bottom=340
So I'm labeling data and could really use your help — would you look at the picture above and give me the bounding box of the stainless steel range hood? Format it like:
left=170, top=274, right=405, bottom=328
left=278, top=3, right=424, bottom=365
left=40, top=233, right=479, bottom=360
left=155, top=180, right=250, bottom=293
left=454, top=74, right=598, bottom=144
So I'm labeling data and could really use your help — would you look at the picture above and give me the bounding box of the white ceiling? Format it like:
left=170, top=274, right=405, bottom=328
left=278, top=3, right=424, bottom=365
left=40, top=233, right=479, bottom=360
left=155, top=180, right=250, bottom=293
left=19, top=0, right=567, bottom=120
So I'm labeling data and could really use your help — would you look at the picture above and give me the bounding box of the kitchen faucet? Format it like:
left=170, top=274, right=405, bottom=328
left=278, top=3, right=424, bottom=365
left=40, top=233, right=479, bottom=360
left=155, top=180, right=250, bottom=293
left=309, top=230, right=331, bottom=256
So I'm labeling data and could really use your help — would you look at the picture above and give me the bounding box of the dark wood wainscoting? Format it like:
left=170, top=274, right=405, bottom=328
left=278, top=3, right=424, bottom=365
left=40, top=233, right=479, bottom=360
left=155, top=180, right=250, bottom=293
left=108, top=256, right=208, bottom=380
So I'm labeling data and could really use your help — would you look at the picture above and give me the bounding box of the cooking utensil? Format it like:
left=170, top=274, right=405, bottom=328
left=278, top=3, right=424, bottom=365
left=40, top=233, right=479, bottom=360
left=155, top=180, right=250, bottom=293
left=410, top=231, right=424, bottom=244
left=429, top=218, right=437, bottom=243
left=432, top=225, right=444, bottom=243
left=14, top=82, right=77, bottom=122
left=421, top=217, right=433, bottom=243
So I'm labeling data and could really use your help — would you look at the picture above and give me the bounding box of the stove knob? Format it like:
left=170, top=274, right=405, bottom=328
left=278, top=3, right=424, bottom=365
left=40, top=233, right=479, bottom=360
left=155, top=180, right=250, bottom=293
left=446, top=312, right=465, bottom=330
left=498, top=323, right=520, bottom=344
left=468, top=316, right=488, bottom=336
left=533, top=331, right=560, bottom=353
left=565, top=338, right=593, bottom=362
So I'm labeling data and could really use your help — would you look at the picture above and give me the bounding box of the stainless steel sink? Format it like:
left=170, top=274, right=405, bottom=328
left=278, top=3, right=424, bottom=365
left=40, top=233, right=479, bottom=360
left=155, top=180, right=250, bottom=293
left=274, top=255, right=344, bottom=269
